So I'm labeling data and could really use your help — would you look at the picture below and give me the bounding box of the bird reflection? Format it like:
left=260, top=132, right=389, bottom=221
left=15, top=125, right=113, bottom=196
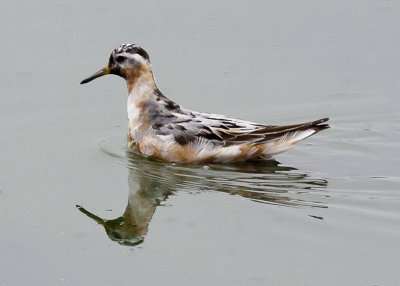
left=77, top=152, right=328, bottom=246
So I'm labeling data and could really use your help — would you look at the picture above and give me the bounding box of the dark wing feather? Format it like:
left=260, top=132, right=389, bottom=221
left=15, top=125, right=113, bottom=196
left=152, top=103, right=329, bottom=146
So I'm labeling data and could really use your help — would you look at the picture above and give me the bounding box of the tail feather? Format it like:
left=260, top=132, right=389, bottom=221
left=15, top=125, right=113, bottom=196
left=261, top=117, right=330, bottom=156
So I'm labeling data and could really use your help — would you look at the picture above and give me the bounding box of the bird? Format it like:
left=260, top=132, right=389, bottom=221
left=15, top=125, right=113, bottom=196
left=80, top=44, right=329, bottom=163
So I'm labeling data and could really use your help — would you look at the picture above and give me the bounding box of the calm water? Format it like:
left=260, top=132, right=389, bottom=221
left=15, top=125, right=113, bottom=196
left=1, top=1, right=399, bottom=285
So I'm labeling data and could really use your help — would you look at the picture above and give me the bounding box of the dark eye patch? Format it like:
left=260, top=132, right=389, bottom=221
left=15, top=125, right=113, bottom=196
left=116, top=55, right=125, bottom=63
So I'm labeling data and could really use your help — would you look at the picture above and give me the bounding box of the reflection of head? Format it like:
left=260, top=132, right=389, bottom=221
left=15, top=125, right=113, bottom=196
left=76, top=205, right=144, bottom=247
left=77, top=152, right=327, bottom=246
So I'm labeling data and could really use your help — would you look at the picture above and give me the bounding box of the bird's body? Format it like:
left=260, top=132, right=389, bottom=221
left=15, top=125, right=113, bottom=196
left=81, top=44, right=329, bottom=163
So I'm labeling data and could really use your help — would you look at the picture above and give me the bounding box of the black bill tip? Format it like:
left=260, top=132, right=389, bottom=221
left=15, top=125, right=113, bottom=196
left=80, top=66, right=110, bottom=84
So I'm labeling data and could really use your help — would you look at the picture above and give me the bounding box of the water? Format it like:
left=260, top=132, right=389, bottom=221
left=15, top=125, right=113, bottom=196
left=1, top=0, right=399, bottom=285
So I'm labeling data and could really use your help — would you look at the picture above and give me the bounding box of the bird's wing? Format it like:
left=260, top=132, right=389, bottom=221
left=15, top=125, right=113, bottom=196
left=152, top=108, right=329, bottom=147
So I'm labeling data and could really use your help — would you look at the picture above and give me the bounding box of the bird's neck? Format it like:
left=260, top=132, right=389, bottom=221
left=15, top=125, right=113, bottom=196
left=126, top=64, right=156, bottom=99
left=126, top=65, right=167, bottom=143
left=126, top=67, right=157, bottom=119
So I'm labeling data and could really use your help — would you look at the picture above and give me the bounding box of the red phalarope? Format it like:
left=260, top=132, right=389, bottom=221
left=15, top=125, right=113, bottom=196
left=81, top=44, right=329, bottom=163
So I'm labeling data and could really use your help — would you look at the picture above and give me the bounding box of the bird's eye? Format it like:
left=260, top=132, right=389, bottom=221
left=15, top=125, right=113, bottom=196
left=116, top=56, right=125, bottom=63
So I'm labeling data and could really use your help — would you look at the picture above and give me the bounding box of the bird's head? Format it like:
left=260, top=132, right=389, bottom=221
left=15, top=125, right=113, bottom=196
left=80, top=44, right=151, bottom=84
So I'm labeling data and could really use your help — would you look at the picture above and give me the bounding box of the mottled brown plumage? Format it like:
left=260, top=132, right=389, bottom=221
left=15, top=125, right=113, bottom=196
left=81, top=44, right=330, bottom=163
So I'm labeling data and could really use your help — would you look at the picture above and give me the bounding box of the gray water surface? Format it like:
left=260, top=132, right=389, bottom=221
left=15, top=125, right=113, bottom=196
left=1, top=1, right=399, bottom=285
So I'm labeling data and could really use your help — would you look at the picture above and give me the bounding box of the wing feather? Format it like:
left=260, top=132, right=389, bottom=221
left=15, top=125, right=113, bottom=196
left=152, top=105, right=329, bottom=147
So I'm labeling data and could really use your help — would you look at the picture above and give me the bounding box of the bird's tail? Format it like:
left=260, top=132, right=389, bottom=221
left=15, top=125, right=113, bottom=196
left=261, top=118, right=330, bottom=156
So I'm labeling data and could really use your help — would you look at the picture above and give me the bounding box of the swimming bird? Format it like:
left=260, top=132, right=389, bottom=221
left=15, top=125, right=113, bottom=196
left=80, top=44, right=329, bottom=163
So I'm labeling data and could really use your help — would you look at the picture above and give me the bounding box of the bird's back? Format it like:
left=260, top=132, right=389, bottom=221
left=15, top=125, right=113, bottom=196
left=138, top=98, right=329, bottom=163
